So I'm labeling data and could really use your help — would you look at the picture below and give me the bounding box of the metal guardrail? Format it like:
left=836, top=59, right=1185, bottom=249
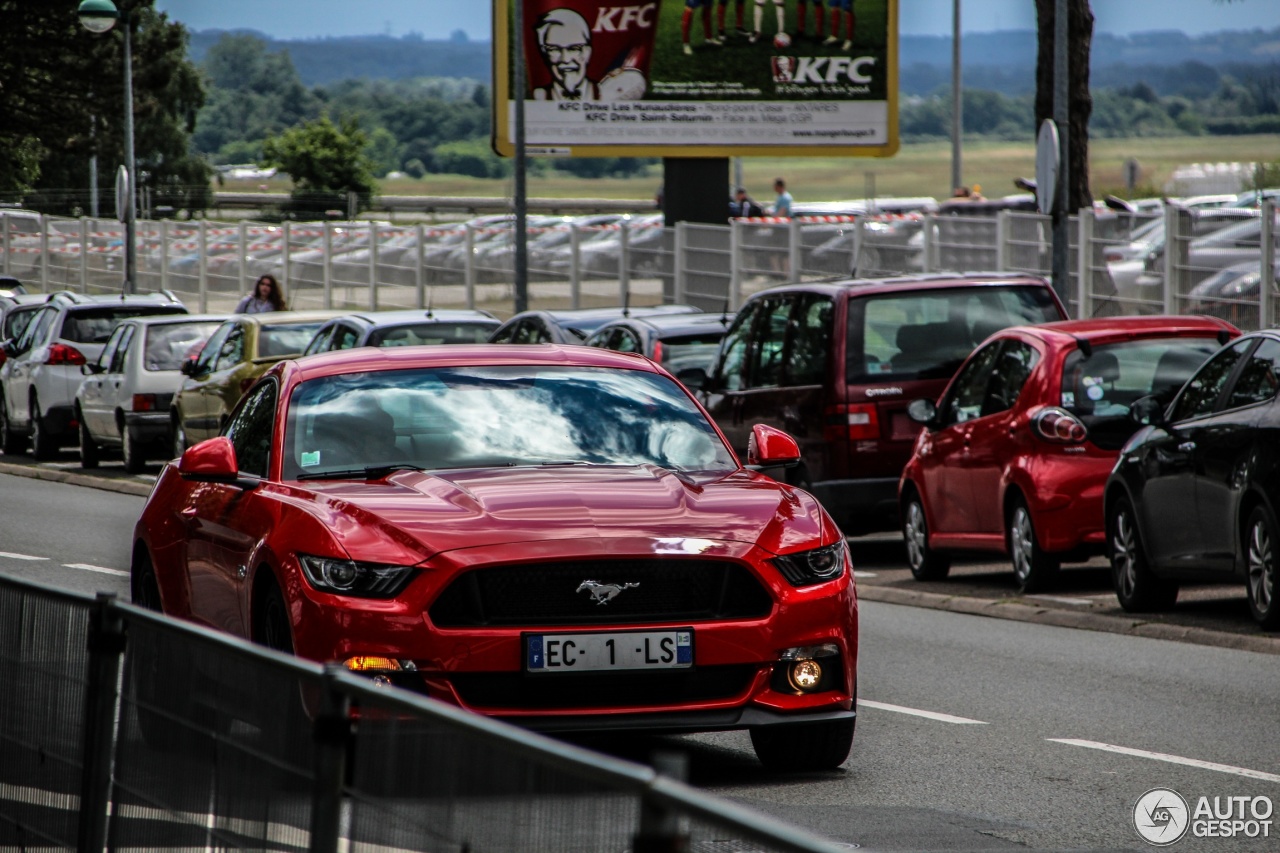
left=0, top=572, right=849, bottom=853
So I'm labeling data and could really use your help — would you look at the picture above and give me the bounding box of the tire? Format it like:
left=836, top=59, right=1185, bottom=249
left=1108, top=496, right=1178, bottom=612
left=750, top=717, right=855, bottom=772
left=122, top=424, right=145, bottom=474
left=903, top=492, right=950, bottom=580
left=29, top=396, right=56, bottom=461
left=0, top=394, right=27, bottom=455
left=256, top=578, right=295, bottom=655
left=1008, top=497, right=1059, bottom=593
left=78, top=414, right=99, bottom=469
left=1244, top=505, right=1280, bottom=631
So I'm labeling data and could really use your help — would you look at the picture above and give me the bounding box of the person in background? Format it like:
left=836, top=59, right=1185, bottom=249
left=772, top=178, right=794, bottom=217
left=236, top=274, right=286, bottom=314
left=730, top=187, right=764, bottom=219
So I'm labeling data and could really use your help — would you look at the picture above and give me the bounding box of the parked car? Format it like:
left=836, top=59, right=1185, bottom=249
left=0, top=291, right=188, bottom=458
left=489, top=305, right=700, bottom=346
left=698, top=274, right=1068, bottom=535
left=1105, top=329, right=1280, bottom=630
left=171, top=311, right=340, bottom=454
left=303, top=309, right=501, bottom=356
left=899, top=316, right=1237, bottom=591
left=133, top=344, right=858, bottom=770
left=0, top=287, right=45, bottom=367
left=583, top=313, right=729, bottom=385
left=76, top=314, right=227, bottom=472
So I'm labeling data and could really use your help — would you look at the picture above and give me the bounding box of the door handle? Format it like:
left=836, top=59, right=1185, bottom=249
left=1177, top=441, right=1196, bottom=452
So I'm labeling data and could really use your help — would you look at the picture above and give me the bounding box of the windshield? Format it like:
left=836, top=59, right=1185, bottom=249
left=282, top=365, right=736, bottom=480
left=366, top=322, right=497, bottom=347
left=259, top=322, right=326, bottom=358
left=1060, top=336, right=1220, bottom=449
left=143, top=321, right=222, bottom=371
left=847, top=285, right=1061, bottom=383
left=61, top=306, right=186, bottom=345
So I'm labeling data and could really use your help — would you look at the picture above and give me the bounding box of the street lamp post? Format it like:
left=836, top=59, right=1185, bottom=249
left=78, top=0, right=136, bottom=294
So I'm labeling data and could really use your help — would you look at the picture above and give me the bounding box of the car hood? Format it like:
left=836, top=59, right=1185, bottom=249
left=283, top=464, right=833, bottom=564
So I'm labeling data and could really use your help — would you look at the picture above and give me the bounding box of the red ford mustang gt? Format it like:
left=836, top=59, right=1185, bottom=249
left=132, top=344, right=859, bottom=770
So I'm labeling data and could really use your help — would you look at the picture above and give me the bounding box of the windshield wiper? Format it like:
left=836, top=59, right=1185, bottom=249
left=297, top=464, right=425, bottom=481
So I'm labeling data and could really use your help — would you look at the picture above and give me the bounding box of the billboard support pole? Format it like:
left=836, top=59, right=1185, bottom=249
left=663, top=158, right=729, bottom=228
left=513, top=0, right=529, bottom=313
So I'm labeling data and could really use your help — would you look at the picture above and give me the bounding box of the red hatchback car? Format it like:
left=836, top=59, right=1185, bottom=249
left=898, top=316, right=1238, bottom=591
left=132, top=344, right=858, bottom=770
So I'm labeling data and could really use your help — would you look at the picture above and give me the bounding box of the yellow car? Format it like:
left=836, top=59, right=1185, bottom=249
left=171, top=311, right=341, bottom=454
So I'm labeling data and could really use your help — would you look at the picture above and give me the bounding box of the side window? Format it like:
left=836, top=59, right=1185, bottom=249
left=110, top=326, right=135, bottom=374
left=583, top=330, right=609, bottom=349
left=16, top=308, right=55, bottom=354
left=982, top=341, right=1039, bottom=416
left=490, top=324, right=515, bottom=344
left=1170, top=339, right=1252, bottom=422
left=512, top=320, right=545, bottom=345
left=304, top=326, right=333, bottom=355
left=715, top=303, right=759, bottom=393
left=332, top=325, right=360, bottom=351
left=214, top=327, right=245, bottom=372
left=939, top=341, right=1004, bottom=426
left=750, top=296, right=792, bottom=389
left=195, top=323, right=232, bottom=374
left=615, top=329, right=641, bottom=354
left=224, top=380, right=277, bottom=478
left=1225, top=339, right=1280, bottom=409
left=97, top=326, right=127, bottom=373
left=785, top=295, right=832, bottom=386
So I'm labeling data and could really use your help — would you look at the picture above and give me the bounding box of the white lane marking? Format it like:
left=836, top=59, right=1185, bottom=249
left=857, top=699, right=988, bottom=725
left=853, top=571, right=878, bottom=578
left=62, top=563, right=129, bottom=577
left=1026, top=594, right=1094, bottom=606
left=0, top=551, right=48, bottom=561
left=1049, top=739, right=1280, bottom=783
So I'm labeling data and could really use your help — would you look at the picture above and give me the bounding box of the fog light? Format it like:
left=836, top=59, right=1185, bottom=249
left=371, top=674, right=393, bottom=688
left=788, top=659, right=824, bottom=692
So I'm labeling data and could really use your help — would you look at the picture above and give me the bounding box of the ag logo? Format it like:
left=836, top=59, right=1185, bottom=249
left=1133, top=788, right=1190, bottom=846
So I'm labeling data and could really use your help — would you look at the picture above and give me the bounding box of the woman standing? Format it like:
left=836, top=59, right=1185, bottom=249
left=235, top=274, right=286, bottom=314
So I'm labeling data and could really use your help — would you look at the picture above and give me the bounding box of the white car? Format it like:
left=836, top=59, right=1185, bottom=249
left=0, top=291, right=187, bottom=459
left=76, top=313, right=226, bottom=472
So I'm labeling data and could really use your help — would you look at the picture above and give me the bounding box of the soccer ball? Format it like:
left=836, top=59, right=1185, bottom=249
left=773, top=32, right=791, bottom=49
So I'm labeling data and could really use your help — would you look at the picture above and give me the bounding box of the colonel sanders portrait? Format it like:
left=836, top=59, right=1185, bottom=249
left=532, top=7, right=647, bottom=101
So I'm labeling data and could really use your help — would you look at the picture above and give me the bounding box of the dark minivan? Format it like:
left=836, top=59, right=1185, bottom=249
left=697, top=274, right=1067, bottom=534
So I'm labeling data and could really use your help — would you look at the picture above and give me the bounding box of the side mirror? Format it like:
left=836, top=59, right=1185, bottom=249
left=1130, top=395, right=1167, bottom=427
left=906, top=398, right=940, bottom=429
left=0, top=339, right=14, bottom=357
left=178, top=437, right=258, bottom=489
left=180, top=359, right=199, bottom=377
left=675, top=366, right=708, bottom=391
left=747, top=423, right=801, bottom=467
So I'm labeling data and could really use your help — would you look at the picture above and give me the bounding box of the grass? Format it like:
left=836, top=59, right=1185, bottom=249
left=222, top=133, right=1279, bottom=212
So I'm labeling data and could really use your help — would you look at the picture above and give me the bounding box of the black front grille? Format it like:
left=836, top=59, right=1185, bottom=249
left=429, top=559, right=773, bottom=627
left=447, top=665, right=759, bottom=709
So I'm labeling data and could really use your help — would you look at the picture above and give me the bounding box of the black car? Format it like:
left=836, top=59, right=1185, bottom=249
left=488, top=304, right=700, bottom=346
left=1105, top=330, right=1280, bottom=629
left=583, top=312, right=729, bottom=387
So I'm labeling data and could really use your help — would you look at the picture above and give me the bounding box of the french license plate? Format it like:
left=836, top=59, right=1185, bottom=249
left=525, top=630, right=693, bottom=673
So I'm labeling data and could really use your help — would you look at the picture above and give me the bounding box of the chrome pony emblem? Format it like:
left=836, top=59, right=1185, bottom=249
left=576, top=580, right=639, bottom=605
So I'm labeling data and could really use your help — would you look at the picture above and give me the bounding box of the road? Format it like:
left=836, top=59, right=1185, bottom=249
left=1, top=471, right=1277, bottom=852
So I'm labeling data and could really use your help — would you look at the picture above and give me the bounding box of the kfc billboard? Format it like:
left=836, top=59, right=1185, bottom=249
left=492, top=0, right=898, bottom=157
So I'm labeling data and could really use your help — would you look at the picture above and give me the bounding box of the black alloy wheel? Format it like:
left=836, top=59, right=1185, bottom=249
left=29, top=396, right=56, bottom=461
left=1245, top=505, right=1280, bottom=630
left=1108, top=496, right=1178, bottom=612
left=0, top=394, right=27, bottom=455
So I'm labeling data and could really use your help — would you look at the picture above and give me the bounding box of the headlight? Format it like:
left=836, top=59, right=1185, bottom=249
left=770, top=540, right=847, bottom=587
left=297, top=554, right=418, bottom=598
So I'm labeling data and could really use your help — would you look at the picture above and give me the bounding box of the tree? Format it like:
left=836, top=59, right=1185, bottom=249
left=1034, top=0, right=1094, bottom=212
left=260, top=115, right=378, bottom=215
left=0, top=1, right=210, bottom=213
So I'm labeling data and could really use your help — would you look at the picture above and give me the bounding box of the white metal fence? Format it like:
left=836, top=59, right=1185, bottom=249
left=3, top=203, right=1276, bottom=328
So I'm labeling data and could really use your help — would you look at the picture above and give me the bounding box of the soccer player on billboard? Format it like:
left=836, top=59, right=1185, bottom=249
left=681, top=0, right=723, bottom=55
left=717, top=0, right=747, bottom=39
left=796, top=0, right=825, bottom=41
left=823, top=0, right=855, bottom=50
left=747, top=0, right=785, bottom=44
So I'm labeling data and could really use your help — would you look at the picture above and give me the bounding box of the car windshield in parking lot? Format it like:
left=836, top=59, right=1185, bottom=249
left=282, top=365, right=735, bottom=480
left=847, top=285, right=1061, bottom=382
left=143, top=321, right=222, bottom=371
left=366, top=322, right=497, bottom=347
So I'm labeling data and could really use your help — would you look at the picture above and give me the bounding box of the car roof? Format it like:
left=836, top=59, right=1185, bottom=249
left=747, top=272, right=1054, bottom=300
left=230, top=310, right=345, bottom=326
left=1007, top=315, right=1238, bottom=346
left=325, top=309, right=500, bottom=328
left=119, top=313, right=231, bottom=327
left=46, top=290, right=185, bottom=308
left=596, top=313, right=731, bottom=335
left=510, top=305, right=698, bottom=322
left=289, top=343, right=661, bottom=383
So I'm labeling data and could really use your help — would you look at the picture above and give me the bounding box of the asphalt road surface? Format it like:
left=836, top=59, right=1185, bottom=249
left=1, top=472, right=1277, bottom=852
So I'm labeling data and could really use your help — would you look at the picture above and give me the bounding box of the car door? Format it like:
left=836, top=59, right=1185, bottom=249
left=176, top=321, right=231, bottom=446
left=184, top=379, right=278, bottom=637
left=917, top=340, right=1005, bottom=534
left=713, top=294, right=796, bottom=462
left=4, top=307, right=56, bottom=430
left=1187, top=338, right=1280, bottom=570
left=1141, top=339, right=1251, bottom=569
left=964, top=339, right=1042, bottom=534
left=328, top=323, right=361, bottom=351
left=700, top=300, right=761, bottom=457
left=98, top=324, right=135, bottom=443
left=80, top=325, right=124, bottom=438
left=197, top=323, right=246, bottom=443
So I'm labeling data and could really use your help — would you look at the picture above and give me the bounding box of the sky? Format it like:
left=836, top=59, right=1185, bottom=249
left=153, top=0, right=1280, bottom=41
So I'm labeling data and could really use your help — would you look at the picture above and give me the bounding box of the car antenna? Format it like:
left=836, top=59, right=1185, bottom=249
left=720, top=297, right=730, bottom=327
left=622, top=287, right=630, bottom=318
left=425, top=288, right=434, bottom=319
